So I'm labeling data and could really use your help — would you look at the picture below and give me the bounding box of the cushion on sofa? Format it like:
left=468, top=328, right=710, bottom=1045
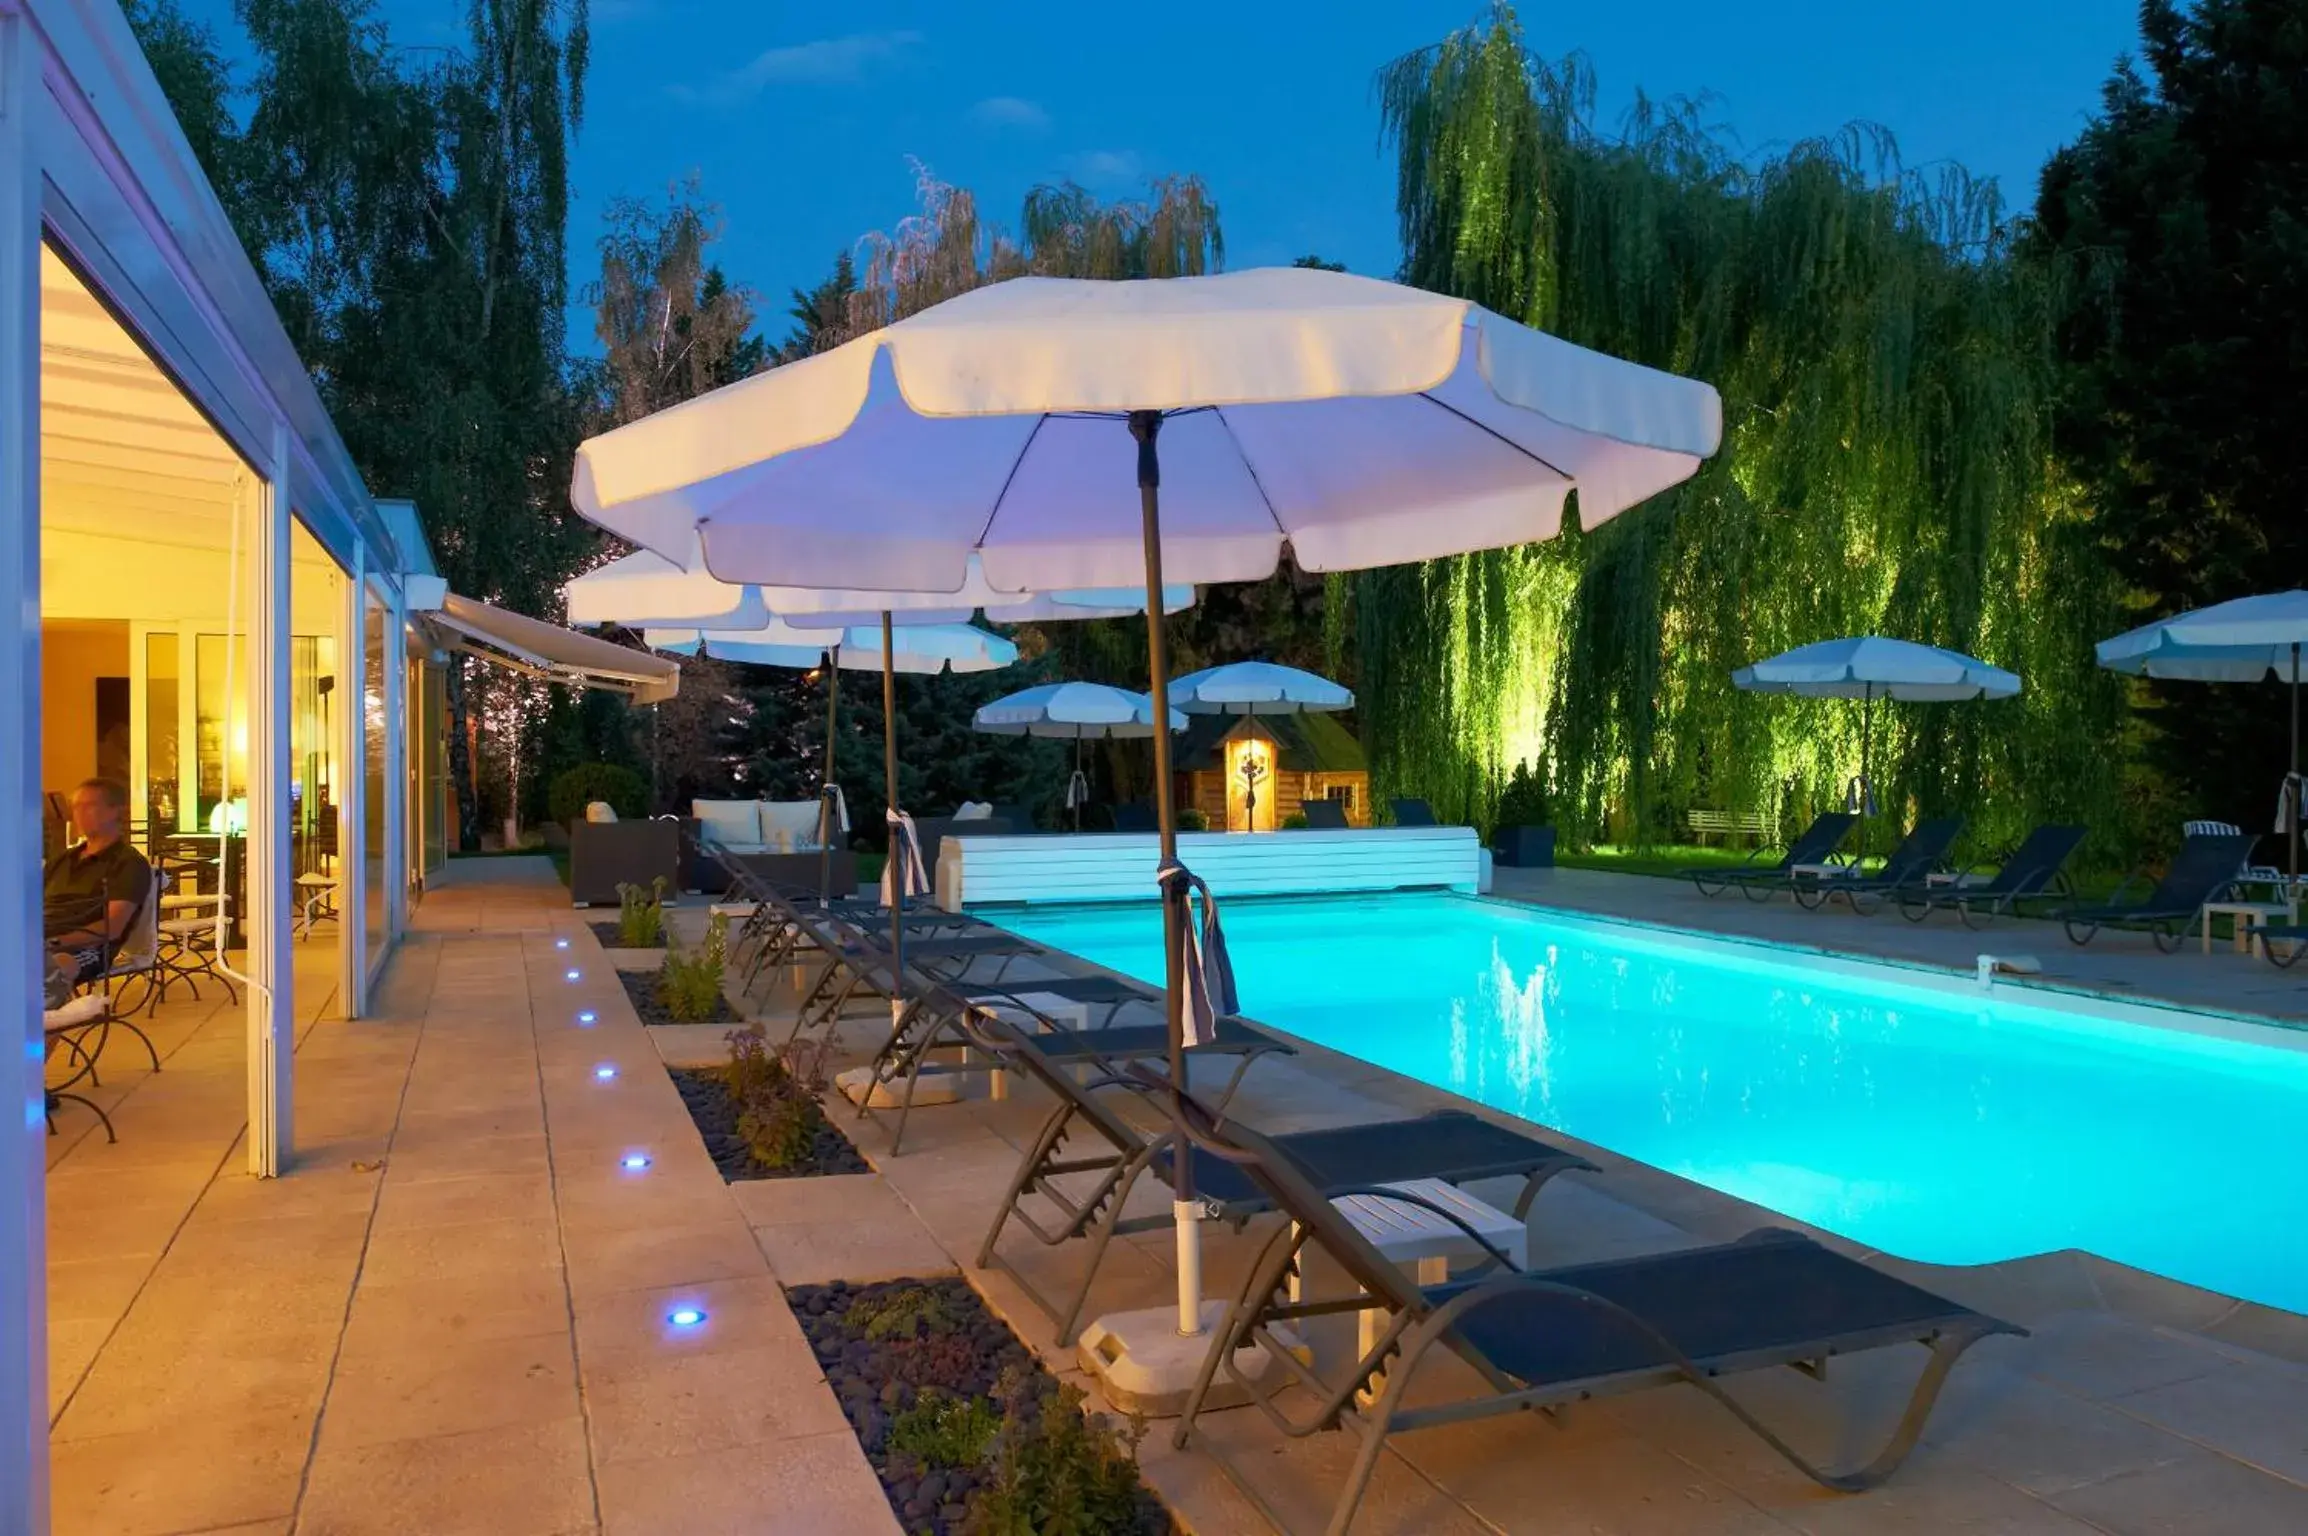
left=692, top=799, right=761, bottom=850
left=759, top=799, right=828, bottom=849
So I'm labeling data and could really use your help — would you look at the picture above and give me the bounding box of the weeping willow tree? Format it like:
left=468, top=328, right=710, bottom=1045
left=1354, top=10, right=2131, bottom=859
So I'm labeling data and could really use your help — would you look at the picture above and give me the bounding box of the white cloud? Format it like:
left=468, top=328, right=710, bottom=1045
left=1065, top=149, right=1144, bottom=185
left=970, top=96, right=1050, bottom=131
left=675, top=30, right=923, bottom=105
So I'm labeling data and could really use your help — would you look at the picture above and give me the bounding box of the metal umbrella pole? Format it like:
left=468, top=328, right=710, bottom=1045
left=881, top=611, right=906, bottom=1024
left=2291, top=642, right=2301, bottom=919
left=1858, top=681, right=1875, bottom=865
left=817, top=644, right=840, bottom=904
left=1131, top=410, right=1202, bottom=1339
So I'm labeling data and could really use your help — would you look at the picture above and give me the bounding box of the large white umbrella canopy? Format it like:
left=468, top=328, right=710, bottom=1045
left=1732, top=637, right=2021, bottom=702
left=648, top=620, right=1015, bottom=672
left=976, top=681, right=1185, bottom=828
left=573, top=267, right=1720, bottom=588
left=974, top=682, right=1184, bottom=738
left=572, top=546, right=1190, bottom=629
left=1169, top=660, right=1354, bottom=715
left=1735, top=637, right=2019, bottom=854
left=2097, top=590, right=2308, bottom=900
left=568, top=263, right=1722, bottom=1360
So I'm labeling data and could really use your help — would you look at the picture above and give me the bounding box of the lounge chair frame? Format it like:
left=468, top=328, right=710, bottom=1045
left=1687, top=812, right=1858, bottom=901
left=1894, top=824, right=2087, bottom=928
left=960, top=1012, right=1592, bottom=1348
left=1164, top=1099, right=2020, bottom=1536
left=2059, top=832, right=2256, bottom=951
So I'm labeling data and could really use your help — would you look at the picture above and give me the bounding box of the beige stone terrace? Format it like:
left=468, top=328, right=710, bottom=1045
left=40, top=857, right=2308, bottom=1535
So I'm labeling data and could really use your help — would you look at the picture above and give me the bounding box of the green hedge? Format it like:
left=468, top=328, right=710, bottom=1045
left=547, top=762, right=649, bottom=828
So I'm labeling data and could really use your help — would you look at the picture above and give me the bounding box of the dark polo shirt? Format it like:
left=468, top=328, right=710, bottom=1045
left=43, top=838, right=153, bottom=943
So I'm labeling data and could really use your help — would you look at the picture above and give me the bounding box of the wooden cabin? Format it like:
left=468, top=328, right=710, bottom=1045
left=1177, top=714, right=1370, bottom=831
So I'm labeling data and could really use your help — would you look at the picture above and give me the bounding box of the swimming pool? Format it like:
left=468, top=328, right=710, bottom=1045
left=992, top=891, right=2308, bottom=1314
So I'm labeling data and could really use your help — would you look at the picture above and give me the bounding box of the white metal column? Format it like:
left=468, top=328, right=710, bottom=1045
left=246, top=429, right=294, bottom=1176
left=338, top=547, right=367, bottom=1016
left=382, top=590, right=406, bottom=946
left=0, top=8, right=47, bottom=1528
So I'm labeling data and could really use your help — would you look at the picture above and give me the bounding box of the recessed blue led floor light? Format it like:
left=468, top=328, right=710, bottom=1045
left=594, top=1064, right=618, bottom=1081
left=564, top=968, right=581, bottom=982
left=667, top=1306, right=706, bottom=1329
left=620, top=1153, right=651, bottom=1171
left=554, top=937, right=570, bottom=950
left=576, top=1010, right=597, bottom=1026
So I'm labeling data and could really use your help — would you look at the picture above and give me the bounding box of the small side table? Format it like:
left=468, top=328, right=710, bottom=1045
left=1290, top=1178, right=1527, bottom=1401
left=2201, top=901, right=2291, bottom=956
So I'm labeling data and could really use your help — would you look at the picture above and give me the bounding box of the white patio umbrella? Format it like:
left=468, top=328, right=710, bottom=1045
left=974, top=682, right=1187, bottom=828
left=1170, top=662, right=1354, bottom=830
left=652, top=621, right=1017, bottom=904
left=569, top=264, right=1721, bottom=1387
left=2097, top=590, right=2308, bottom=904
left=1734, top=637, right=2020, bottom=856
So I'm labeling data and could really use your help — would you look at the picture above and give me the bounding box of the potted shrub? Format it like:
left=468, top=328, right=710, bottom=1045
left=1492, top=757, right=1556, bottom=867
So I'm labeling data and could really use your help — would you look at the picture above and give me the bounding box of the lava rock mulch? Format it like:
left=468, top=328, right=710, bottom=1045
left=668, top=1064, right=869, bottom=1180
left=587, top=920, right=665, bottom=950
left=792, top=1277, right=1175, bottom=1536
left=615, top=967, right=740, bottom=1026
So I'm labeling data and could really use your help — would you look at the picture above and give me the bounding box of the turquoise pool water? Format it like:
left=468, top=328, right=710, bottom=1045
left=993, top=892, right=2308, bottom=1313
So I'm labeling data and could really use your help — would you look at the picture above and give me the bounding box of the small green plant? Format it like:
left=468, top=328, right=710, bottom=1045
left=846, top=1284, right=959, bottom=1341
left=888, top=1389, right=1002, bottom=1470
left=1496, top=755, right=1553, bottom=830
left=965, top=1369, right=1159, bottom=1536
left=1280, top=811, right=1309, bottom=830
left=547, top=761, right=648, bottom=827
left=614, top=876, right=667, bottom=947
left=1176, top=807, right=1209, bottom=832
left=722, top=1027, right=821, bottom=1169
left=657, top=912, right=729, bottom=1022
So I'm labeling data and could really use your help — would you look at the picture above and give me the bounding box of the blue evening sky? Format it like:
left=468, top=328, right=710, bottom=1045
left=178, top=1, right=2143, bottom=355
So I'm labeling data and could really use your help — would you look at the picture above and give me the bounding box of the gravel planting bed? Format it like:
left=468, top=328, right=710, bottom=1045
left=669, top=1064, right=868, bottom=1179
left=791, top=1277, right=1173, bottom=1536
left=615, top=967, right=739, bottom=1026
left=587, top=920, right=664, bottom=950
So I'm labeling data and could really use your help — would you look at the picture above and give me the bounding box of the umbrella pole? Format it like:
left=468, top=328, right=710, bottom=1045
left=1073, top=733, right=1084, bottom=832
left=882, top=612, right=905, bottom=1026
left=1132, top=411, right=1201, bottom=1339
left=818, top=646, right=839, bottom=904
left=1859, top=682, right=1874, bottom=865
left=2292, top=644, right=2300, bottom=920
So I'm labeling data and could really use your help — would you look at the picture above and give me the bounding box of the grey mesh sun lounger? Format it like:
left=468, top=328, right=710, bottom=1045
left=1894, top=823, right=2087, bottom=927
left=2060, top=831, right=2256, bottom=951
left=852, top=976, right=1293, bottom=1154
left=1390, top=797, right=1437, bottom=826
left=961, top=1013, right=1593, bottom=1347
left=1685, top=812, right=1858, bottom=900
left=1166, top=1100, right=2021, bottom=1536
left=1299, top=798, right=1349, bottom=829
left=1792, top=817, right=1964, bottom=913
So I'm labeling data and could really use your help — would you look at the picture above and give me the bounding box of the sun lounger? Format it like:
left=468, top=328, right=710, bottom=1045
left=853, top=976, right=1294, bottom=1153
left=961, top=1013, right=1593, bottom=1346
left=2260, top=924, right=2308, bottom=969
left=1792, top=817, right=1964, bottom=913
left=1390, top=797, right=1437, bottom=827
left=1299, top=798, right=1349, bottom=830
left=1685, top=812, right=1857, bottom=900
left=1165, top=1099, right=2021, bottom=1536
left=1893, top=823, right=2087, bottom=927
left=2059, top=832, right=2256, bottom=950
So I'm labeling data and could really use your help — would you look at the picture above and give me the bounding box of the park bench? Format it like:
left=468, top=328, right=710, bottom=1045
left=1686, top=808, right=1774, bottom=845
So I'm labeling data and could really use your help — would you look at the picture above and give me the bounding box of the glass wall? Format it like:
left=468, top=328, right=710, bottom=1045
left=143, top=632, right=178, bottom=830
left=362, top=587, right=387, bottom=966
left=289, top=518, right=348, bottom=950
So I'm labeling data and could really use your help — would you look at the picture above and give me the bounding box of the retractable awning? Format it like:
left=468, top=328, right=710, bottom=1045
left=427, top=592, right=680, bottom=703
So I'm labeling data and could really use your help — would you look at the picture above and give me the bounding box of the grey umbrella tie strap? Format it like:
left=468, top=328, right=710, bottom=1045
left=1157, top=861, right=1238, bottom=1048
left=1065, top=769, right=1090, bottom=810
left=820, top=782, right=849, bottom=837
left=2276, top=773, right=2303, bottom=836
left=882, top=809, right=928, bottom=907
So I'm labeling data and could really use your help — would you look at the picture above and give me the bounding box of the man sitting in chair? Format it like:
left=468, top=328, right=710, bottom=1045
left=43, top=778, right=151, bottom=1007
